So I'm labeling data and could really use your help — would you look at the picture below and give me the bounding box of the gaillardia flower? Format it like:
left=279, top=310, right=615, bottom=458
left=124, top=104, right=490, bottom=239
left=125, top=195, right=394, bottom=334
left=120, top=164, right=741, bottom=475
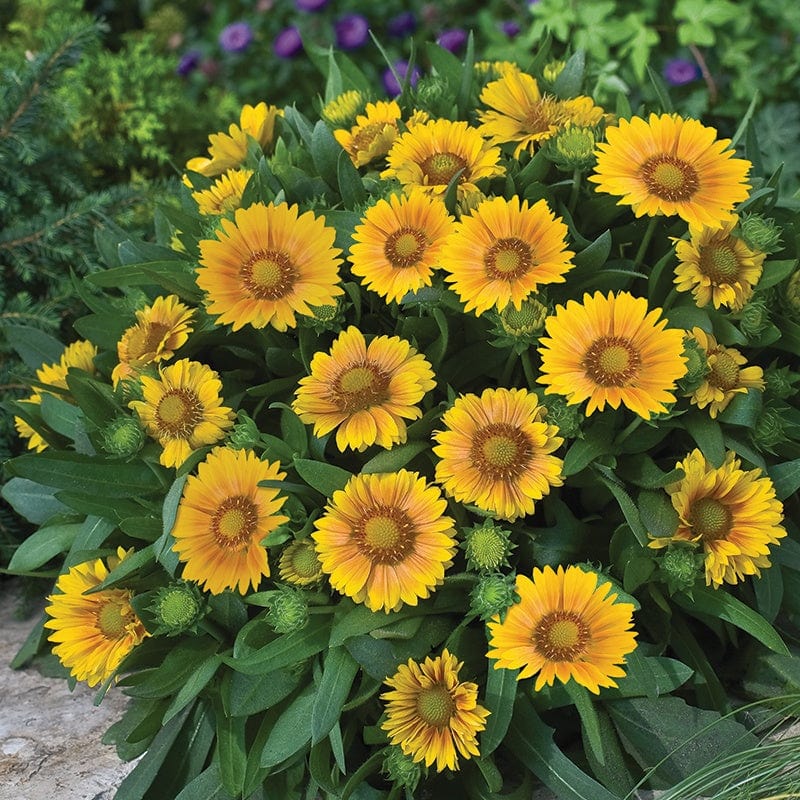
left=538, top=291, right=687, bottom=419
left=487, top=565, right=637, bottom=693
left=292, top=326, right=435, bottom=452
left=382, top=119, right=504, bottom=203
left=440, top=195, right=574, bottom=316
left=649, top=449, right=785, bottom=587
left=433, top=388, right=564, bottom=521
left=129, top=358, right=235, bottom=468
left=278, top=538, right=324, bottom=586
left=334, top=100, right=402, bottom=166
left=44, top=548, right=149, bottom=687
left=197, top=202, right=343, bottom=331
left=171, top=447, right=289, bottom=594
left=673, top=217, right=765, bottom=311
left=349, top=191, right=456, bottom=302
left=192, top=168, right=253, bottom=216
left=312, top=470, right=457, bottom=612
left=321, top=89, right=366, bottom=127
left=381, top=649, right=490, bottom=772
left=687, top=327, right=764, bottom=418
left=589, top=113, right=752, bottom=228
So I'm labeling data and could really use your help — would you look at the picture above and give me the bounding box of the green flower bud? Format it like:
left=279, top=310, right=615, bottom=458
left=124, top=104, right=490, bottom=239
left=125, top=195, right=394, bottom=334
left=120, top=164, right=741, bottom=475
left=414, top=76, right=450, bottom=115
left=300, top=300, right=345, bottom=333
left=543, top=60, right=566, bottom=83
left=228, top=412, right=262, bottom=450
left=764, top=363, right=800, bottom=400
left=500, top=297, right=549, bottom=337
left=461, top=521, right=515, bottom=573
left=267, top=586, right=309, bottom=634
left=659, top=546, right=702, bottom=594
left=542, top=396, right=582, bottom=439
left=751, top=408, right=785, bottom=453
left=738, top=300, right=771, bottom=340
left=101, top=416, right=145, bottom=457
left=321, top=90, right=367, bottom=128
left=148, top=581, right=205, bottom=636
left=544, top=126, right=598, bottom=171
left=738, top=214, right=783, bottom=255
left=785, top=269, right=800, bottom=318
left=383, top=746, right=422, bottom=791
left=470, top=573, right=519, bottom=621
left=677, top=337, right=708, bottom=394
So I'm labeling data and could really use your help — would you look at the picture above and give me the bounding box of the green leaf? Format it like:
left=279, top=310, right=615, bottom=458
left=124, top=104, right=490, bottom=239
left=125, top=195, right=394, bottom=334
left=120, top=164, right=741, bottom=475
left=646, top=64, right=674, bottom=112
left=574, top=230, right=612, bottom=271
left=562, top=427, right=613, bottom=476
left=91, top=545, right=155, bottom=592
left=717, top=389, right=762, bottom=427
left=260, top=687, right=317, bottom=768
left=311, top=120, right=343, bottom=191
left=1, top=478, right=67, bottom=525
left=361, top=442, right=429, bottom=475
left=593, top=464, right=648, bottom=546
left=7, top=522, right=83, bottom=572
left=768, top=458, right=800, bottom=500
left=684, top=413, right=725, bottom=467
left=65, top=371, right=121, bottom=427
left=1, top=324, right=64, bottom=371
left=605, top=651, right=694, bottom=699
left=228, top=617, right=330, bottom=674
left=293, top=458, right=352, bottom=497
left=174, top=765, right=229, bottom=800
left=552, top=50, right=586, bottom=98
left=638, top=489, right=679, bottom=539
left=162, top=655, right=221, bottom=724
left=566, top=682, right=605, bottom=766
left=216, top=708, right=247, bottom=799
left=757, top=258, right=797, bottom=290
left=311, top=646, right=360, bottom=744
left=39, top=394, right=90, bottom=450
left=228, top=669, right=301, bottom=716
left=337, top=150, right=366, bottom=206
left=481, top=662, right=519, bottom=756
left=73, top=312, right=131, bottom=350
left=753, top=565, right=783, bottom=623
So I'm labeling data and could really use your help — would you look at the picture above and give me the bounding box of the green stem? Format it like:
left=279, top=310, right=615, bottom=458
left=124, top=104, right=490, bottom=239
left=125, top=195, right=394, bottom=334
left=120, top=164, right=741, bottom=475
left=520, top=349, right=536, bottom=388
left=500, top=348, right=517, bottom=386
left=614, top=416, right=643, bottom=447
left=568, top=168, right=581, bottom=213
left=633, top=216, right=659, bottom=270
left=661, top=287, right=679, bottom=312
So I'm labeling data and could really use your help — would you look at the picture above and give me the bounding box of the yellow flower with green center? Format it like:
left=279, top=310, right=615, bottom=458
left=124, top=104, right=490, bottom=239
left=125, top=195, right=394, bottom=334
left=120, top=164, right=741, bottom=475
left=433, top=387, right=564, bottom=522
left=589, top=113, right=752, bottom=229
left=197, top=202, right=344, bottom=332
left=171, top=447, right=289, bottom=595
left=129, top=358, right=235, bottom=468
left=649, top=449, right=785, bottom=587
left=537, top=291, right=688, bottom=419
left=440, top=195, right=575, bottom=316
left=334, top=100, right=404, bottom=167
left=292, top=326, right=436, bottom=452
left=674, top=216, right=765, bottom=311
left=44, top=547, right=149, bottom=687
left=278, top=538, right=324, bottom=587
left=487, top=565, right=637, bottom=693
left=322, top=89, right=366, bottom=127
left=381, top=649, right=490, bottom=772
left=349, top=191, right=456, bottom=303
left=687, top=327, right=764, bottom=418
left=312, top=470, right=457, bottom=613
left=191, top=168, right=253, bottom=216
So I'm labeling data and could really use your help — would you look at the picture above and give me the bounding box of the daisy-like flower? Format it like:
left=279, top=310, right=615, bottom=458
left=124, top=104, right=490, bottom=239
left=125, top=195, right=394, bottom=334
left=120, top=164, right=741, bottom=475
left=687, top=327, right=764, bottom=418
left=382, top=119, right=505, bottom=203
left=112, top=295, right=195, bottom=385
left=278, top=538, right=324, bottom=586
left=674, top=217, right=765, bottom=311
left=292, top=326, right=435, bottom=452
left=171, top=447, right=289, bottom=594
left=334, top=100, right=403, bottom=166
left=589, top=113, right=752, bottom=229
left=649, top=449, right=785, bottom=587
left=433, top=388, right=564, bottom=522
left=440, top=195, right=575, bottom=316
left=478, top=71, right=604, bottom=157
left=192, top=168, right=253, bottom=216
left=487, top=565, right=637, bottom=694
left=537, top=291, right=688, bottom=419
left=349, top=191, right=456, bottom=303
left=474, top=60, right=521, bottom=82
left=312, top=470, right=457, bottom=613
left=321, top=89, right=366, bottom=127
left=129, top=358, right=235, bottom=468
left=381, top=649, right=490, bottom=772
left=197, top=202, right=343, bottom=332
left=44, top=547, right=149, bottom=687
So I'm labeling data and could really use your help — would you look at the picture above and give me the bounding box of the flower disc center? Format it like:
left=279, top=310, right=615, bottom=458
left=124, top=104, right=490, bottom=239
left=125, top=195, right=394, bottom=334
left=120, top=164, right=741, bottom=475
left=482, top=435, right=519, bottom=468
left=534, top=611, right=590, bottom=661
left=123, top=322, right=171, bottom=361
left=357, top=507, right=415, bottom=564
left=352, top=122, right=385, bottom=152
left=421, top=151, right=467, bottom=185
left=156, top=389, right=203, bottom=436
left=212, top=495, right=259, bottom=548
left=485, top=237, right=533, bottom=280
left=583, top=336, right=641, bottom=387
left=291, top=543, right=321, bottom=578
left=470, top=423, right=532, bottom=480
left=641, top=155, right=699, bottom=201
left=708, top=350, right=740, bottom=391
left=384, top=227, right=427, bottom=268
left=416, top=685, right=456, bottom=728
left=699, top=243, right=740, bottom=283
left=333, top=362, right=390, bottom=413
left=97, top=596, right=132, bottom=639
left=241, top=249, right=297, bottom=300
left=690, top=497, right=732, bottom=541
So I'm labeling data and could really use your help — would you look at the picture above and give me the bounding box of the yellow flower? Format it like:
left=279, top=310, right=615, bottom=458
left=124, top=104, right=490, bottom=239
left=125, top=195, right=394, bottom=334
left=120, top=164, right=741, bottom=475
left=192, top=168, right=253, bottom=216
left=487, top=565, right=637, bottom=694
left=334, top=100, right=403, bottom=166
left=171, top=447, right=289, bottom=594
left=312, top=470, right=457, bottom=613
left=197, top=202, right=343, bottom=332
left=349, top=191, right=456, bottom=303
left=292, top=326, right=435, bottom=452
left=474, top=60, right=521, bottom=82
left=589, top=113, right=752, bottom=228
left=433, top=388, right=564, bottom=522
left=674, top=217, right=765, bottom=311
left=44, top=548, right=149, bottom=687
left=649, top=449, right=785, bottom=588
left=129, top=358, right=235, bottom=468
left=687, top=327, right=764, bottom=418
left=112, top=295, right=195, bottom=385
left=278, top=538, right=324, bottom=587
left=537, top=291, right=688, bottom=419
left=321, top=89, right=366, bottom=127
left=440, top=195, right=575, bottom=316
left=478, top=71, right=604, bottom=157
left=382, top=119, right=505, bottom=203
left=381, top=649, right=490, bottom=772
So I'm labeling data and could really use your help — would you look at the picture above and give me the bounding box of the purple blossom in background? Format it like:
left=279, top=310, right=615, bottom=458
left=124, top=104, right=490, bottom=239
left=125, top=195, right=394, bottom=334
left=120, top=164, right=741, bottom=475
left=295, top=0, right=328, bottom=10
left=335, top=13, right=370, bottom=50
left=387, top=11, right=416, bottom=37
left=500, top=21, right=521, bottom=38
left=663, top=58, right=700, bottom=86
left=176, top=49, right=202, bottom=77
left=437, top=28, right=467, bottom=53
left=219, top=21, right=253, bottom=53
left=274, top=26, right=303, bottom=59
left=383, top=60, right=421, bottom=96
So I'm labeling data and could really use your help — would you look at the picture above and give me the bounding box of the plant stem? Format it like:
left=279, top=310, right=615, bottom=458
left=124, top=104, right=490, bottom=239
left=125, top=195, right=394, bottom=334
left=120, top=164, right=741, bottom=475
left=614, top=416, right=643, bottom=447
left=633, top=216, right=659, bottom=270
left=568, top=168, right=581, bottom=213
left=520, top=349, right=537, bottom=388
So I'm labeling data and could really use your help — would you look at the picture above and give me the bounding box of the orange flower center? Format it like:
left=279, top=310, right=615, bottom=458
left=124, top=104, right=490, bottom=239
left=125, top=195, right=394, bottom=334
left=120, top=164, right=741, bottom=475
left=707, top=349, right=740, bottom=391
left=640, top=155, right=699, bottom=201
left=416, top=684, right=456, bottom=727
left=332, top=362, right=390, bottom=413
left=97, top=595, right=134, bottom=639
left=470, top=423, right=532, bottom=480
left=583, top=336, right=642, bottom=387
left=121, top=322, right=172, bottom=362
left=384, top=227, right=428, bottom=268
left=689, top=497, right=732, bottom=541
left=534, top=611, right=590, bottom=661
left=212, top=495, right=259, bottom=549
left=240, top=249, right=297, bottom=300
left=485, top=237, right=533, bottom=280
left=699, top=242, right=741, bottom=284
left=156, top=389, right=203, bottom=437
left=421, top=151, right=468, bottom=185
left=355, top=507, right=415, bottom=564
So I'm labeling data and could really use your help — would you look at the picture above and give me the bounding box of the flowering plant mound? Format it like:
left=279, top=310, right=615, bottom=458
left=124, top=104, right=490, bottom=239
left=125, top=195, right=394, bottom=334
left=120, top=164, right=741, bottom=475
left=5, top=40, right=800, bottom=800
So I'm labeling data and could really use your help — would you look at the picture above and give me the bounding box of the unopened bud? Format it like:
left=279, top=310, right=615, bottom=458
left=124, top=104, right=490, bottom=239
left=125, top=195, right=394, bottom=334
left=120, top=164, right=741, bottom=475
left=101, top=416, right=145, bottom=457
left=462, top=521, right=515, bottom=573
left=267, top=586, right=309, bottom=634
left=470, top=573, right=519, bottom=621
left=738, top=214, right=782, bottom=254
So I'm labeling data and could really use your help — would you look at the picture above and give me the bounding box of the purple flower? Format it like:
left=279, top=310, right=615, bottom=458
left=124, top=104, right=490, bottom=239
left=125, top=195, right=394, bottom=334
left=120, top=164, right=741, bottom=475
left=176, top=49, right=202, bottom=77
left=219, top=21, right=253, bottom=53
left=295, top=0, right=328, bottom=9
left=383, top=60, right=421, bottom=96
left=500, top=21, right=521, bottom=38
left=437, top=28, right=467, bottom=53
left=334, top=13, right=370, bottom=50
left=663, top=58, right=700, bottom=86
left=387, top=11, right=416, bottom=37
left=274, top=26, right=303, bottom=59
